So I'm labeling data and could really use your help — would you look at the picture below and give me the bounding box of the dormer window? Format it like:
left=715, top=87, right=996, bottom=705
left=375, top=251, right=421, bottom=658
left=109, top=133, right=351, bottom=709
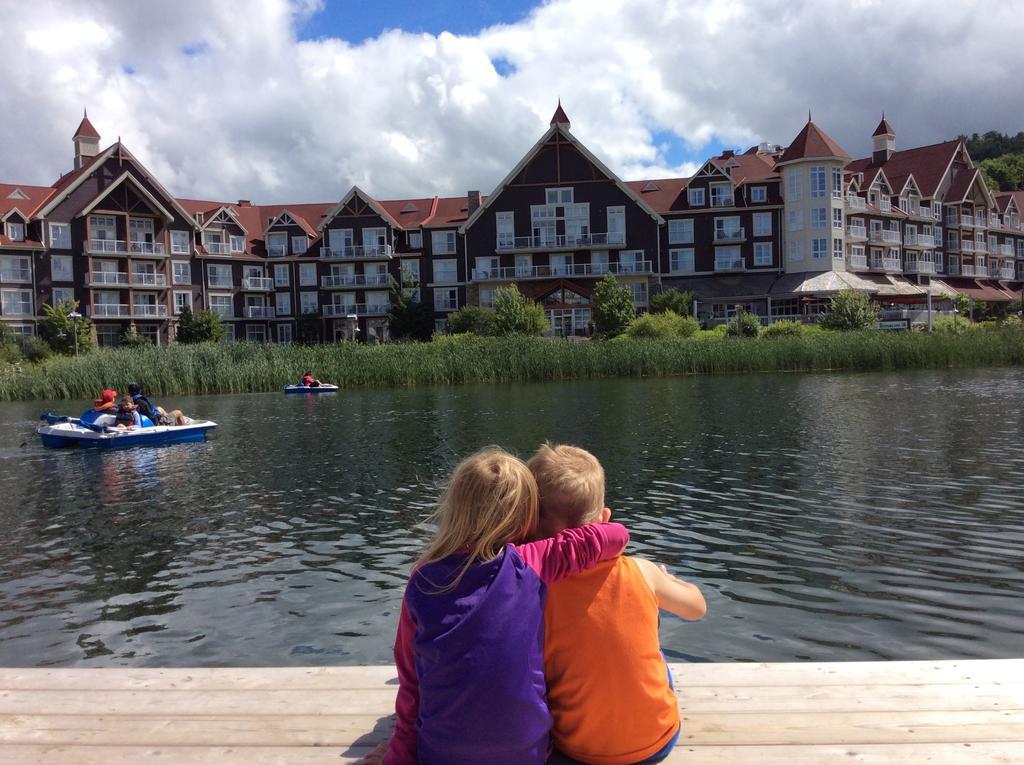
left=545, top=188, right=573, bottom=205
left=899, top=197, right=908, bottom=213
left=750, top=186, right=767, bottom=203
left=230, top=235, right=245, bottom=253
left=7, top=221, right=25, bottom=241
left=687, top=187, right=705, bottom=206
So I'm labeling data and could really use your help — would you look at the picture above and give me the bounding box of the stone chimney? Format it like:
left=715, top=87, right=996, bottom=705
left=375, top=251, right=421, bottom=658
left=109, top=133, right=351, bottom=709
left=467, top=190, right=482, bottom=214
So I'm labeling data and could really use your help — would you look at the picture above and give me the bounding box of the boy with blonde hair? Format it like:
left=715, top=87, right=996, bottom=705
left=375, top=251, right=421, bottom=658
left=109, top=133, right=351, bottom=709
left=528, top=443, right=706, bottom=765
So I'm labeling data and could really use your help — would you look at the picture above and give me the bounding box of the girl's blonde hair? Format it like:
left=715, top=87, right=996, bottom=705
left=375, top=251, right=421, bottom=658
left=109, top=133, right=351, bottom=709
left=418, top=447, right=539, bottom=583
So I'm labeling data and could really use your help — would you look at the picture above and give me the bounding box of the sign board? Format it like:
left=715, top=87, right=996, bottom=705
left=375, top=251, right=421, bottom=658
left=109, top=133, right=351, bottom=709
left=877, top=319, right=911, bottom=331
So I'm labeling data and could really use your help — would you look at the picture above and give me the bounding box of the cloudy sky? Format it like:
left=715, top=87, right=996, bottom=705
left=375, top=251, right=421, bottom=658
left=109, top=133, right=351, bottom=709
left=2, top=0, right=1022, bottom=204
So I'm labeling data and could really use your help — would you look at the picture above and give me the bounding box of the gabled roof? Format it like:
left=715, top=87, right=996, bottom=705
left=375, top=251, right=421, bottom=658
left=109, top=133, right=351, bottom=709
left=190, top=204, right=248, bottom=232
left=73, top=110, right=100, bottom=140
left=79, top=171, right=177, bottom=222
left=776, top=120, right=850, bottom=165
left=378, top=197, right=438, bottom=228
left=263, top=209, right=319, bottom=238
left=460, top=124, right=665, bottom=232
left=422, top=195, right=473, bottom=228
left=0, top=184, right=52, bottom=219
left=944, top=168, right=994, bottom=207
left=623, top=177, right=688, bottom=213
left=550, top=101, right=570, bottom=129
left=872, top=115, right=894, bottom=137
left=317, top=186, right=401, bottom=232
left=847, top=140, right=962, bottom=198
left=993, top=191, right=1023, bottom=215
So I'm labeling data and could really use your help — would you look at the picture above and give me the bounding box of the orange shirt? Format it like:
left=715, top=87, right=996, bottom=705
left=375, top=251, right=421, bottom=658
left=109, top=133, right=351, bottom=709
left=544, top=556, right=679, bottom=764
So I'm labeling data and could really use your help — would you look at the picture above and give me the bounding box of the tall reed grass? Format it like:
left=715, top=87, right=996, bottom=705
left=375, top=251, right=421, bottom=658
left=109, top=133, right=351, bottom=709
left=1, top=330, right=1022, bottom=401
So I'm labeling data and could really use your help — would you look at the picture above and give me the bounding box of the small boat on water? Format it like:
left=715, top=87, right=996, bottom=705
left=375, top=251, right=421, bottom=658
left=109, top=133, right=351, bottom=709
left=283, top=384, right=339, bottom=394
left=37, top=412, right=217, bottom=449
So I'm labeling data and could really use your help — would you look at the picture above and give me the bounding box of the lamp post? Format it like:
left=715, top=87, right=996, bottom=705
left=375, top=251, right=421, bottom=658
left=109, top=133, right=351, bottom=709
left=67, top=311, right=82, bottom=357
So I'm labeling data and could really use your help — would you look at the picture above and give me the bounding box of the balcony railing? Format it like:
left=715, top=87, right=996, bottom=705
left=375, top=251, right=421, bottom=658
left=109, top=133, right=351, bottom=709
left=268, top=245, right=288, bottom=258
left=879, top=199, right=892, bottom=213
left=133, top=304, right=168, bottom=318
left=321, top=273, right=393, bottom=288
left=846, top=224, right=867, bottom=239
left=713, top=228, right=745, bottom=243
left=87, top=239, right=128, bottom=254
left=210, top=307, right=234, bottom=319
left=320, top=245, right=394, bottom=260
left=710, top=196, right=735, bottom=208
left=494, top=233, right=626, bottom=252
left=846, top=254, right=868, bottom=269
left=471, top=261, right=653, bottom=281
left=433, top=300, right=458, bottom=312
left=90, top=303, right=130, bottom=318
left=0, top=268, right=32, bottom=283
left=904, top=233, right=935, bottom=248
left=947, top=263, right=960, bottom=276
left=323, top=302, right=391, bottom=317
left=905, top=260, right=936, bottom=274
left=846, top=194, right=867, bottom=210
left=88, top=271, right=129, bottom=286
left=946, top=213, right=960, bottom=227
left=130, top=241, right=166, bottom=256
left=961, top=264, right=975, bottom=277
left=245, top=305, right=275, bottom=319
left=205, top=242, right=232, bottom=255
left=999, top=243, right=1014, bottom=257
left=974, top=241, right=988, bottom=254
left=208, top=277, right=235, bottom=288
left=242, top=277, right=274, bottom=291
left=870, top=257, right=902, bottom=272
left=130, top=272, right=167, bottom=287
left=714, top=259, right=745, bottom=273
left=1000, top=265, right=1017, bottom=279
left=172, top=273, right=192, bottom=285
left=869, top=229, right=901, bottom=244
left=975, top=265, right=988, bottom=277
left=960, top=214, right=976, bottom=228
left=962, top=240, right=975, bottom=252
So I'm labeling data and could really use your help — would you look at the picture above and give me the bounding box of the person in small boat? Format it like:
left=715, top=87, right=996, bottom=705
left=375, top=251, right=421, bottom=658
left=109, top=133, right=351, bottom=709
left=128, top=382, right=173, bottom=426
left=301, top=372, right=321, bottom=388
left=114, top=394, right=142, bottom=430
left=80, top=389, right=118, bottom=426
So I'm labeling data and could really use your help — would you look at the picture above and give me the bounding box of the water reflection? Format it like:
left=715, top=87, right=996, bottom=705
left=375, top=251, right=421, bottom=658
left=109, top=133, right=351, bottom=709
left=0, top=368, right=1022, bottom=667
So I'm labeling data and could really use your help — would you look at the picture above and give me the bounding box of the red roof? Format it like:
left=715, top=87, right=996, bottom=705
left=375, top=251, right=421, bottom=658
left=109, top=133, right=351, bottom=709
left=777, top=121, right=850, bottom=164
left=549, top=102, right=570, bottom=128
left=847, top=140, right=961, bottom=198
left=623, top=177, right=689, bottom=214
left=872, top=116, right=894, bottom=137
left=73, top=111, right=100, bottom=140
left=0, top=183, right=56, bottom=219
left=993, top=191, right=1024, bottom=215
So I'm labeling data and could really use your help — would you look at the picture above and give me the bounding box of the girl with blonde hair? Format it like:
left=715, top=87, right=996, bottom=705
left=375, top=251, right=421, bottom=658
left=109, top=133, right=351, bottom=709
left=380, top=446, right=629, bottom=765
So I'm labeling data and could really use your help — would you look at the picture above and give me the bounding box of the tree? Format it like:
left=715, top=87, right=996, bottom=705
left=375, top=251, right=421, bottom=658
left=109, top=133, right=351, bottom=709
left=39, top=298, right=92, bottom=354
left=175, top=306, right=227, bottom=344
left=120, top=326, right=153, bottom=348
left=491, top=285, right=548, bottom=336
left=725, top=310, right=762, bottom=337
left=447, top=305, right=496, bottom=335
left=649, top=288, right=695, bottom=317
left=387, top=280, right=433, bottom=341
left=590, top=273, right=636, bottom=338
left=819, top=290, right=880, bottom=331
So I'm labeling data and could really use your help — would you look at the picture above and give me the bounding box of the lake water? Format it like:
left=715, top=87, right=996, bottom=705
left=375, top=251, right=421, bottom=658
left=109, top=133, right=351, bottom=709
left=0, top=369, right=1022, bottom=667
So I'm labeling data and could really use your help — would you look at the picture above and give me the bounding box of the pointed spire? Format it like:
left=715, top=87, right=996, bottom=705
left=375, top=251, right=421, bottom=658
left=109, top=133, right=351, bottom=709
left=808, top=109, right=812, bottom=123
left=872, top=113, right=895, bottom=137
left=73, top=109, right=100, bottom=140
left=777, top=120, right=850, bottom=165
left=550, top=99, right=571, bottom=129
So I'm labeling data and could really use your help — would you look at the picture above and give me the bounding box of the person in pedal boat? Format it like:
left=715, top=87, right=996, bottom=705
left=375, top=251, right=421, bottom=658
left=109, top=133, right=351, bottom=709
left=114, top=394, right=142, bottom=429
left=80, top=389, right=118, bottom=426
left=301, top=372, right=321, bottom=387
left=128, top=382, right=190, bottom=426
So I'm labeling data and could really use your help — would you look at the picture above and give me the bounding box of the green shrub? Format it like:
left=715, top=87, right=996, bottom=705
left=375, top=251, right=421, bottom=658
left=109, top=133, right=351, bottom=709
left=19, top=336, right=53, bottom=362
left=175, top=307, right=227, bottom=344
left=625, top=311, right=699, bottom=339
left=725, top=312, right=761, bottom=337
left=447, top=305, right=496, bottom=336
left=762, top=320, right=805, bottom=338
left=819, top=290, right=881, bottom=331
left=1001, top=314, right=1024, bottom=330
left=591, top=274, right=636, bottom=338
left=492, top=285, right=548, bottom=336
left=649, top=288, right=694, bottom=317
left=0, top=342, right=21, bottom=365
left=119, top=328, right=153, bottom=348
left=39, top=299, right=92, bottom=355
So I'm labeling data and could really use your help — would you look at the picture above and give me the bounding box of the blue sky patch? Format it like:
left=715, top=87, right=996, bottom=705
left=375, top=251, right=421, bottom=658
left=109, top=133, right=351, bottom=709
left=181, top=42, right=209, bottom=57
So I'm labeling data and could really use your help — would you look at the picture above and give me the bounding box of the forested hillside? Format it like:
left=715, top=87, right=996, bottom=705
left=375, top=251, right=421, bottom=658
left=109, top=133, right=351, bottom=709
left=960, top=131, right=1024, bottom=192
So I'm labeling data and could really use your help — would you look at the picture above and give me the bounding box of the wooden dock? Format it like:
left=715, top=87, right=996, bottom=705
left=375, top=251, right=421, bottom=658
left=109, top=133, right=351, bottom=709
left=0, top=659, right=1021, bottom=764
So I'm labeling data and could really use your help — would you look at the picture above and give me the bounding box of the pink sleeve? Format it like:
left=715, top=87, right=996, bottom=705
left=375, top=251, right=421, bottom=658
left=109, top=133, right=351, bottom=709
left=382, top=595, right=418, bottom=765
left=514, top=522, right=629, bottom=584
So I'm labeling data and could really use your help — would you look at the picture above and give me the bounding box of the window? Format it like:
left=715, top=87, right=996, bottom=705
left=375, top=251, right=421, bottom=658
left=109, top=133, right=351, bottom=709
left=714, top=217, right=741, bottom=241
left=628, top=282, right=647, bottom=307
left=431, top=230, right=456, bottom=255
left=276, top=323, right=293, bottom=343
left=591, top=251, right=608, bottom=274
left=434, top=287, right=458, bottom=311
left=299, top=263, right=316, bottom=286
left=475, top=256, right=500, bottom=278
left=617, top=250, right=644, bottom=273
left=291, top=236, right=308, bottom=254
left=810, top=166, right=826, bottom=198
left=668, top=219, right=693, bottom=244
left=408, top=231, right=422, bottom=249
left=266, top=233, right=287, bottom=257
left=300, top=291, right=318, bottom=314
left=831, top=167, right=843, bottom=197
left=246, top=325, right=267, bottom=343
left=434, top=319, right=449, bottom=334
left=275, top=291, right=291, bottom=316
left=172, top=261, right=191, bottom=285
left=710, top=184, right=733, bottom=207
left=812, top=238, right=828, bottom=259
left=545, top=187, right=573, bottom=204
left=750, top=186, right=767, bottom=203
left=49, top=223, right=70, bottom=249
left=687, top=187, right=705, bottom=206
left=230, top=235, right=245, bottom=253
left=171, top=230, right=190, bottom=254
left=832, top=208, right=843, bottom=230
left=715, top=247, right=742, bottom=272
left=753, top=243, right=773, bottom=266
left=786, top=169, right=803, bottom=201
left=752, top=212, right=772, bottom=236
left=669, top=248, right=694, bottom=273
left=400, top=259, right=420, bottom=287
left=496, top=212, right=515, bottom=248
left=606, top=206, right=625, bottom=244
left=52, top=287, right=74, bottom=304
left=480, top=287, right=495, bottom=308
left=207, top=264, right=233, bottom=288
left=433, top=259, right=457, bottom=283
left=51, top=255, right=73, bottom=282
left=208, top=294, right=233, bottom=318
left=274, top=264, right=289, bottom=287
left=833, top=238, right=843, bottom=260
left=96, top=325, right=119, bottom=348
left=788, top=210, right=804, bottom=231
left=173, top=291, right=192, bottom=314
left=788, top=240, right=803, bottom=261
left=811, top=208, right=827, bottom=229
left=899, top=197, right=908, bottom=213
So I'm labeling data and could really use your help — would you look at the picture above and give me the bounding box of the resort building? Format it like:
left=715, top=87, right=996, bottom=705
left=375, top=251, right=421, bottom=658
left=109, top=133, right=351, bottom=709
left=1, top=107, right=1021, bottom=344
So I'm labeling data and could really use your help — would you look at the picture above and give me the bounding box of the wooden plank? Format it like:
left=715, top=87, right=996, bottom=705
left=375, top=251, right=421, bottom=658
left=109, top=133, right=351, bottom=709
left=1, top=710, right=1021, bottom=748
left=0, top=682, right=1021, bottom=716
left=0, top=745, right=372, bottom=765
left=2, top=659, right=1022, bottom=691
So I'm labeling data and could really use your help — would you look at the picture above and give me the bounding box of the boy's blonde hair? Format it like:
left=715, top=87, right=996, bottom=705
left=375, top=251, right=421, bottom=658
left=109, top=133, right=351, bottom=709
left=418, top=447, right=539, bottom=580
left=528, top=443, right=605, bottom=531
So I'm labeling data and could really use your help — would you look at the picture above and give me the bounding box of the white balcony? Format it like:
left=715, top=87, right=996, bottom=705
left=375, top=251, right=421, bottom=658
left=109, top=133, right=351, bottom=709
left=713, top=228, right=745, bottom=243
left=946, top=213, right=960, bottom=227
left=210, top=306, right=235, bottom=319
left=433, top=299, right=458, bottom=312
left=470, top=261, right=653, bottom=281
left=710, top=196, right=735, bottom=208
left=961, top=240, right=975, bottom=253
left=130, top=272, right=167, bottom=287
left=245, top=305, right=275, bottom=319
left=846, top=224, right=867, bottom=240
left=88, top=271, right=129, bottom=287
left=208, top=277, right=235, bottom=289
left=268, top=245, right=288, bottom=258
left=323, top=302, right=390, bottom=317
left=961, top=264, right=975, bottom=277
left=879, top=199, right=892, bottom=213
left=870, top=257, right=902, bottom=272
left=947, top=262, right=960, bottom=276
left=87, top=239, right=129, bottom=254
left=320, top=245, right=394, bottom=260
left=999, top=243, right=1014, bottom=257
left=905, top=260, right=936, bottom=274
left=172, top=274, right=192, bottom=286
left=494, top=233, right=626, bottom=252
left=975, top=265, right=988, bottom=277
left=90, top=303, right=130, bottom=318
left=960, top=214, right=977, bottom=229
left=0, top=268, right=32, bottom=283
left=321, top=273, right=393, bottom=289
left=130, top=241, right=166, bottom=256
left=869, top=229, right=901, bottom=244
left=904, top=233, right=935, bottom=248
left=846, top=194, right=867, bottom=210
left=205, top=242, right=232, bottom=255
left=846, top=254, right=868, bottom=270
left=1000, top=265, right=1017, bottom=279
left=133, top=304, right=168, bottom=319
left=974, top=241, right=988, bottom=254
left=714, top=258, right=745, bottom=273
left=242, top=277, right=274, bottom=291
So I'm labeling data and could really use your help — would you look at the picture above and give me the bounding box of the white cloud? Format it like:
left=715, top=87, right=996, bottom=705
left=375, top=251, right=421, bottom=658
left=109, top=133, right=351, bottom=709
left=1, top=0, right=1022, bottom=203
